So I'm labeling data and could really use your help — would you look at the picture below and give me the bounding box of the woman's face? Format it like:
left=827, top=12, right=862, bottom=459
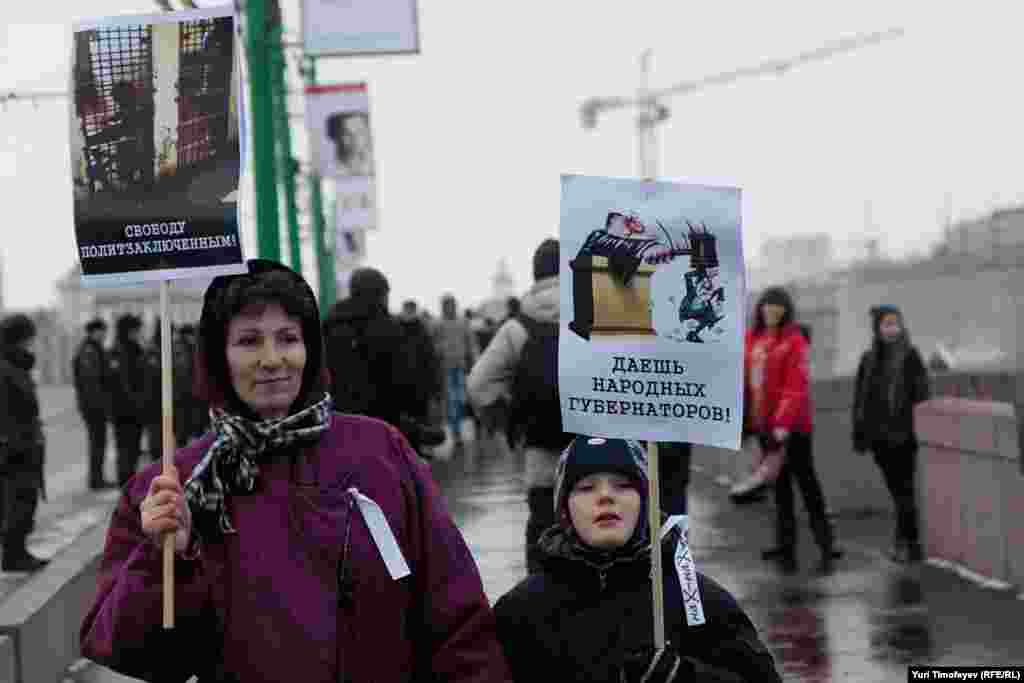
left=761, top=303, right=786, bottom=328
left=225, top=303, right=306, bottom=420
left=879, top=313, right=903, bottom=342
left=568, top=472, right=642, bottom=550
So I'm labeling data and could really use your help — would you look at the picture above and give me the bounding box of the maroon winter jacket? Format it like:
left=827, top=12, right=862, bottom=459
left=80, top=414, right=512, bottom=682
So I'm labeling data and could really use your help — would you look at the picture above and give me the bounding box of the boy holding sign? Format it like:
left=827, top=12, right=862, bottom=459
left=493, top=437, right=780, bottom=682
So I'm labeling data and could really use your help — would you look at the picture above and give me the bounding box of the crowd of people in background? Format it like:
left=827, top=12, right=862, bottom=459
left=60, top=273, right=525, bottom=508
left=0, top=231, right=940, bottom=682
left=70, top=315, right=211, bottom=494
left=2, top=237, right=929, bottom=593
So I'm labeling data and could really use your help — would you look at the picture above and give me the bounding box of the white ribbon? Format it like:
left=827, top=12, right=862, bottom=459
left=349, top=488, right=411, bottom=581
left=659, top=515, right=706, bottom=627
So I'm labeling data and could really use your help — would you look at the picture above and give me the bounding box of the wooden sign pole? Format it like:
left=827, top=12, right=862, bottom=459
left=647, top=440, right=665, bottom=649
left=160, top=280, right=175, bottom=629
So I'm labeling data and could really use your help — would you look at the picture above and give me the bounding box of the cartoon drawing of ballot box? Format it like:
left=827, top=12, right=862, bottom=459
left=569, top=255, right=657, bottom=340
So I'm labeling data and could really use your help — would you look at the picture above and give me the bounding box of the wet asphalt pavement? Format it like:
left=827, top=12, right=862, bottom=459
left=69, top=425, right=1024, bottom=682
left=428, top=430, right=1024, bottom=682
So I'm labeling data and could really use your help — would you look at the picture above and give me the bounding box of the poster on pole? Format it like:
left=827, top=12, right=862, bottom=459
left=69, top=7, right=247, bottom=287
left=559, top=174, right=745, bottom=450
left=302, top=0, right=419, bottom=57
left=306, top=82, right=377, bottom=232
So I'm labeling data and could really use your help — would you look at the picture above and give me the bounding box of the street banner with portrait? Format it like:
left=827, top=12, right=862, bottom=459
left=69, top=7, right=247, bottom=287
left=559, top=174, right=745, bottom=451
left=302, top=0, right=419, bottom=57
left=306, top=82, right=378, bottom=231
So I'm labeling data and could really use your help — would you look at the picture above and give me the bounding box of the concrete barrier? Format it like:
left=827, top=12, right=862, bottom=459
left=694, top=369, right=1019, bottom=520
left=0, top=522, right=107, bottom=683
left=915, top=397, right=1023, bottom=588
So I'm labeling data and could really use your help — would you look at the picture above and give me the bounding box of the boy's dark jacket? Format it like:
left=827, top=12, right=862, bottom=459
left=494, top=525, right=781, bottom=683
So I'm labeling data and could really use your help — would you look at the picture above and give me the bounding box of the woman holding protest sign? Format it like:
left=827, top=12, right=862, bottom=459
left=744, top=287, right=838, bottom=574
left=80, top=260, right=510, bottom=682
left=493, top=436, right=780, bottom=683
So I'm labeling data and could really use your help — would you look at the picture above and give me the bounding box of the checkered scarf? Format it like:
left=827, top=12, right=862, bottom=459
left=184, top=394, right=334, bottom=535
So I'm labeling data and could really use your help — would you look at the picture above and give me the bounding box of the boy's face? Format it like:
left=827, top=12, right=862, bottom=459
left=568, top=472, right=642, bottom=550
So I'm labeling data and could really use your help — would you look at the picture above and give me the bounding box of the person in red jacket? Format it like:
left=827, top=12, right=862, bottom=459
left=744, top=287, right=838, bottom=574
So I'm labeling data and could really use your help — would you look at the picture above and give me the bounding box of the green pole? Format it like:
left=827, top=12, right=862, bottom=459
left=305, top=56, right=336, bottom=314
left=269, top=17, right=302, bottom=273
left=245, top=0, right=281, bottom=261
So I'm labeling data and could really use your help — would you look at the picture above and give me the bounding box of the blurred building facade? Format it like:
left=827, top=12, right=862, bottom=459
left=941, top=206, right=1024, bottom=258
left=747, top=233, right=834, bottom=292
left=748, top=206, right=1024, bottom=379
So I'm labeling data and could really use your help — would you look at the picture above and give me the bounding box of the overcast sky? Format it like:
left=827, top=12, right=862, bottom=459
left=2, top=0, right=1022, bottom=315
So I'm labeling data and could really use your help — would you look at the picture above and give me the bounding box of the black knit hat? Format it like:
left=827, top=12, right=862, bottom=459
left=0, top=314, right=36, bottom=347
left=553, top=437, right=647, bottom=517
left=85, top=318, right=107, bottom=333
left=533, top=238, right=560, bottom=280
left=349, top=267, right=389, bottom=300
left=115, top=313, right=143, bottom=339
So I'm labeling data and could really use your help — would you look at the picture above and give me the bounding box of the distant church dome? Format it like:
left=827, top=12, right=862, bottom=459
left=492, top=258, right=516, bottom=300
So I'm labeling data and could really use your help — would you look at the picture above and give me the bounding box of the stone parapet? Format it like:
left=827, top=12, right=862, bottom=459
left=915, top=397, right=1023, bottom=589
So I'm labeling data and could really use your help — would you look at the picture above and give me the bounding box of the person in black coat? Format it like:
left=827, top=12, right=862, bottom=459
left=323, top=268, right=427, bottom=451
left=143, top=321, right=163, bottom=465
left=494, top=437, right=781, bottom=683
left=73, top=318, right=116, bottom=490
left=397, top=300, right=444, bottom=433
left=852, top=304, right=930, bottom=563
left=0, top=314, right=49, bottom=571
left=107, top=314, right=149, bottom=487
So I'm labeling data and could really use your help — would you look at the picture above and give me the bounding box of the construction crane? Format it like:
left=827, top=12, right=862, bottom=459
left=581, top=27, right=905, bottom=178
left=0, top=90, right=69, bottom=108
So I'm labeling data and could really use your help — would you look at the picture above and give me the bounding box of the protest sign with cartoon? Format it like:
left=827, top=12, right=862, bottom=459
left=559, top=174, right=744, bottom=451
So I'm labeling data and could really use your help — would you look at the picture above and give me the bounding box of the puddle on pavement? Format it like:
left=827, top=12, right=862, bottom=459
left=867, top=574, right=934, bottom=664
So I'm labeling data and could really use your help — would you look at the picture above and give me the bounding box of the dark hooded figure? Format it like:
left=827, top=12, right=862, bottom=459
left=852, top=304, right=930, bottom=563
left=143, top=320, right=163, bottom=465
left=0, top=314, right=49, bottom=571
left=73, top=317, right=116, bottom=490
left=108, top=313, right=149, bottom=487
left=80, top=260, right=511, bottom=683
left=322, top=267, right=431, bottom=452
left=494, top=437, right=781, bottom=683
left=172, top=323, right=208, bottom=446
